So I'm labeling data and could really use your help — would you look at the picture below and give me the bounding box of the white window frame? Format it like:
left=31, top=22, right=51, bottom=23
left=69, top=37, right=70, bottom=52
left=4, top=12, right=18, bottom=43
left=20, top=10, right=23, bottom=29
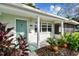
left=34, top=22, right=52, bottom=32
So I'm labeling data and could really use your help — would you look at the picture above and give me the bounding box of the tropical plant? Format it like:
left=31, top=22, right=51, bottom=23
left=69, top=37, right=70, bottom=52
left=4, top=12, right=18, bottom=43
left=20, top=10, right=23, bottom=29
left=47, top=38, right=59, bottom=52
left=0, top=22, right=14, bottom=56
left=0, top=22, right=29, bottom=56
left=58, top=39, right=67, bottom=48
left=58, top=33, right=71, bottom=48
left=47, top=38, right=58, bottom=46
left=11, top=35, right=29, bottom=56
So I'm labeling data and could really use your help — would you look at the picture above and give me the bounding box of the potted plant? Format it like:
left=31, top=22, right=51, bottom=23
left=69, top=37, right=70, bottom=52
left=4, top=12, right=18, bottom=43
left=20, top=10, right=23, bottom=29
left=58, top=38, right=67, bottom=48
left=47, top=38, right=59, bottom=52
left=58, top=33, right=70, bottom=48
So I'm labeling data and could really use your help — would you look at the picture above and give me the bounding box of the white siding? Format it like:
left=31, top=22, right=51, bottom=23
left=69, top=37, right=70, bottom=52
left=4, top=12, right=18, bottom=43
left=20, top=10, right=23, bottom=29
left=0, top=13, right=55, bottom=47
left=28, top=32, right=51, bottom=43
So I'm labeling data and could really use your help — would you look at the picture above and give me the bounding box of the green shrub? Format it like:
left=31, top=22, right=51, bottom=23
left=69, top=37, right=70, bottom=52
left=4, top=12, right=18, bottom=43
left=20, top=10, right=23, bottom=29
left=47, top=32, right=79, bottom=51
left=61, top=32, right=79, bottom=51
left=57, top=38, right=66, bottom=46
left=67, top=33, right=79, bottom=51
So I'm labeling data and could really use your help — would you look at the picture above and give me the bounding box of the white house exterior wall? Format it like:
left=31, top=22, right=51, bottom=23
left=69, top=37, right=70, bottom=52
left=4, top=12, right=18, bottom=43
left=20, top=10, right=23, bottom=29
left=28, top=32, right=51, bottom=44
left=0, top=13, right=54, bottom=46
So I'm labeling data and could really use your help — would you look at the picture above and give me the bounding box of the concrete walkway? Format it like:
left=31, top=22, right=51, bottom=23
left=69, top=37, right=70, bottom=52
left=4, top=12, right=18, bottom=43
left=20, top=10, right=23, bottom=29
left=29, top=51, right=38, bottom=56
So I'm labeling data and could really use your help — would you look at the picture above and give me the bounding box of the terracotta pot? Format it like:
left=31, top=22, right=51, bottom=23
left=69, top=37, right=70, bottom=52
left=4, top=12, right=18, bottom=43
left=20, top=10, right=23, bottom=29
left=59, top=43, right=67, bottom=48
left=63, top=43, right=67, bottom=48
left=52, top=46, right=59, bottom=52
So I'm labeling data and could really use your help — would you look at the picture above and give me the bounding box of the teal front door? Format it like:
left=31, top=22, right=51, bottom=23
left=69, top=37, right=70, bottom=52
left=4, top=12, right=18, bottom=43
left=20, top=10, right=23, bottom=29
left=16, top=20, right=27, bottom=39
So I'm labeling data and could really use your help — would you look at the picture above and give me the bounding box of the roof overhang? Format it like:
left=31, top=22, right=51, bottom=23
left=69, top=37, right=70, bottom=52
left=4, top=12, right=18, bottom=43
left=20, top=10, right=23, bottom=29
left=0, top=3, right=63, bottom=22
left=0, top=3, right=79, bottom=25
left=64, top=20, right=79, bottom=25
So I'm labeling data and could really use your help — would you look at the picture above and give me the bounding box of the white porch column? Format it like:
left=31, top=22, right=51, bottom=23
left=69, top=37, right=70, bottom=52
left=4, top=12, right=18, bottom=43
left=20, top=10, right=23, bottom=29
left=51, top=23, right=55, bottom=38
left=37, top=16, right=40, bottom=48
left=61, top=21, right=64, bottom=36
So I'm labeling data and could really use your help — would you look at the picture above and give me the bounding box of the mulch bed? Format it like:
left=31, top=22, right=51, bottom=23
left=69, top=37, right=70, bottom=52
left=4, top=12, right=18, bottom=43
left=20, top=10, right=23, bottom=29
left=35, top=46, right=79, bottom=56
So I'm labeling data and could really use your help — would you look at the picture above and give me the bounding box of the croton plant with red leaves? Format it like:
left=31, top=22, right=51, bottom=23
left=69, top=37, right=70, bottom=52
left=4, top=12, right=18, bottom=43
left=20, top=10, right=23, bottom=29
left=0, top=22, right=29, bottom=56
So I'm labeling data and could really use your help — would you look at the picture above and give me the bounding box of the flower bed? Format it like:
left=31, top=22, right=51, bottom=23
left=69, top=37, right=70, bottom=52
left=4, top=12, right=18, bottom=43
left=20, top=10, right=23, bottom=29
left=36, top=33, right=79, bottom=56
left=36, top=46, right=79, bottom=56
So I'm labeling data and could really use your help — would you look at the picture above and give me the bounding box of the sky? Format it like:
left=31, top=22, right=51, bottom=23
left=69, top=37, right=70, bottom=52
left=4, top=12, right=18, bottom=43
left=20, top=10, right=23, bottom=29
left=35, top=3, right=79, bottom=17
left=35, top=3, right=67, bottom=14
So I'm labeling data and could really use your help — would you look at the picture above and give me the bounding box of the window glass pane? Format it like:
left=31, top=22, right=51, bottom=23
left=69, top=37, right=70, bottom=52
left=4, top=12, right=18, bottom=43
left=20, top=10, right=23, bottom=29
left=48, top=23, right=51, bottom=32
left=35, top=24, right=37, bottom=32
left=42, top=27, right=47, bottom=32
left=48, top=27, right=51, bottom=32
left=48, top=25, right=51, bottom=28
left=35, top=24, right=41, bottom=32
left=42, top=25, right=47, bottom=27
left=35, top=28, right=42, bottom=32
left=41, top=23, right=47, bottom=32
left=35, top=27, right=37, bottom=32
